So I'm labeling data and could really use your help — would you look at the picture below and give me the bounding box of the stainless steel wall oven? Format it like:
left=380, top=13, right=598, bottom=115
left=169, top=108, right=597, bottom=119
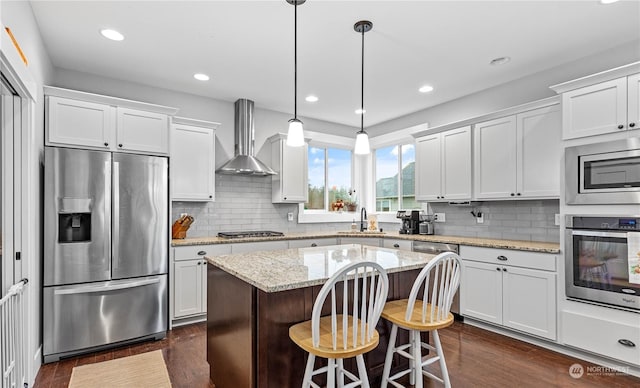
left=565, top=215, right=639, bottom=311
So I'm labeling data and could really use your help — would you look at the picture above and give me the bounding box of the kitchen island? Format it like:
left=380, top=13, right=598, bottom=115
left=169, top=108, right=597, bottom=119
left=206, top=244, right=438, bottom=388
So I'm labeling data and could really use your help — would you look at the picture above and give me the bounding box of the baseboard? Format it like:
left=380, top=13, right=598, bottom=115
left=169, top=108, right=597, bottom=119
left=462, top=318, right=640, bottom=378
left=29, top=345, right=42, bottom=387
left=171, top=314, right=206, bottom=328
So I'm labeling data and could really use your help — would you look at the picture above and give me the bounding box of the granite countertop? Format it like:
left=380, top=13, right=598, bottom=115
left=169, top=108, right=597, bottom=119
left=206, top=244, right=437, bottom=293
left=173, top=231, right=560, bottom=254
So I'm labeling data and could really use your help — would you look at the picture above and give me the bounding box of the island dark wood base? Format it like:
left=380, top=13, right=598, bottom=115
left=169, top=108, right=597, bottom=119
left=207, top=264, right=424, bottom=388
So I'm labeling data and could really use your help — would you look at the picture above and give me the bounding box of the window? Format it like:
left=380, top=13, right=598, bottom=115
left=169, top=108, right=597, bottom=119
left=375, top=144, right=416, bottom=212
left=306, top=146, right=354, bottom=212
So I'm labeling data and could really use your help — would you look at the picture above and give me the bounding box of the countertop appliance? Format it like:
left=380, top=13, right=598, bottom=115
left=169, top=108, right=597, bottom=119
left=565, top=137, right=640, bottom=204
left=565, top=215, right=639, bottom=311
left=43, top=147, right=168, bottom=362
left=218, top=231, right=285, bottom=239
left=397, top=210, right=421, bottom=235
left=412, top=241, right=461, bottom=316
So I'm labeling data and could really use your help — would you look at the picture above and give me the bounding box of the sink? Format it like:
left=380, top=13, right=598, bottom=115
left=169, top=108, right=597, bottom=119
left=337, top=231, right=386, bottom=235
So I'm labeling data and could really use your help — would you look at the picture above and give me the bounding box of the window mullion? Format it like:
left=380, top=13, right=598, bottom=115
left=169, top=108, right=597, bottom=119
left=398, top=145, right=403, bottom=209
left=324, top=148, right=329, bottom=211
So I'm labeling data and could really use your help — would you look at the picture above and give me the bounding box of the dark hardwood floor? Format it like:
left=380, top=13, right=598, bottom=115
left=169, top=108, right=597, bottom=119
left=34, top=321, right=639, bottom=388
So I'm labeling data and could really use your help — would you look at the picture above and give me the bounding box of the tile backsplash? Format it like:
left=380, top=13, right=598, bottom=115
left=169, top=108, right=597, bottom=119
left=172, top=175, right=560, bottom=243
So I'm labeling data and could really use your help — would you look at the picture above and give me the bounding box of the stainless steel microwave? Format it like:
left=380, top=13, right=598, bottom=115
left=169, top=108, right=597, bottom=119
left=565, top=137, right=640, bottom=204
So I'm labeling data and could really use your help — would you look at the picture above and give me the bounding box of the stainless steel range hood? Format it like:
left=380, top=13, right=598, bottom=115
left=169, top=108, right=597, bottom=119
left=217, top=99, right=276, bottom=176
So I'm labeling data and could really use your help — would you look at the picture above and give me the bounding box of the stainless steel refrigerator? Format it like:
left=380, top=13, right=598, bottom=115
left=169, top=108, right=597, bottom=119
left=42, top=146, right=168, bottom=362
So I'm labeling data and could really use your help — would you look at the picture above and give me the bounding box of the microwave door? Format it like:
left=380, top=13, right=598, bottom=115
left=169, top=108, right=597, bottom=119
left=44, top=147, right=112, bottom=286
left=112, top=153, right=168, bottom=279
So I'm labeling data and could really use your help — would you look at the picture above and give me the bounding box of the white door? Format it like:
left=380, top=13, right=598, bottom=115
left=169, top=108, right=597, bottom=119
left=516, top=105, right=562, bottom=198
left=502, top=266, right=556, bottom=340
left=460, top=260, right=503, bottom=325
left=116, top=107, right=169, bottom=154
left=174, top=260, right=205, bottom=318
left=414, top=134, right=441, bottom=201
left=561, top=77, right=627, bottom=139
left=171, top=124, right=215, bottom=201
left=474, top=116, right=517, bottom=199
left=441, top=126, right=471, bottom=200
left=628, top=73, right=640, bottom=131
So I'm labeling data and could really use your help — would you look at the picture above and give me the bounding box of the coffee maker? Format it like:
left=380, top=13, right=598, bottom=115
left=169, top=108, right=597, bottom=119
left=396, top=210, right=421, bottom=234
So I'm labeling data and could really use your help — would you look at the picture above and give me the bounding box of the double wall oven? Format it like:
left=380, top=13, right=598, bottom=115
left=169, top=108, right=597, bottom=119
left=565, top=215, right=639, bottom=311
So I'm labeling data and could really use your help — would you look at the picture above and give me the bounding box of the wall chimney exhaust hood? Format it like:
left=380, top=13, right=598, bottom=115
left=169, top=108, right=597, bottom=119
left=216, top=99, right=276, bottom=176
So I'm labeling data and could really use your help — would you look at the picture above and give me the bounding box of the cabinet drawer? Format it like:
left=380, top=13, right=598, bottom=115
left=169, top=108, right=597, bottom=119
left=231, top=240, right=289, bottom=254
left=288, top=238, right=337, bottom=249
left=339, top=237, right=381, bottom=247
left=383, top=239, right=412, bottom=251
left=562, top=310, right=640, bottom=366
left=173, top=244, right=231, bottom=261
left=459, top=246, right=556, bottom=271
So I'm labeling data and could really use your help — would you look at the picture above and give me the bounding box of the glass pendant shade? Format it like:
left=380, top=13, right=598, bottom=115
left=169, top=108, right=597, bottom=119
left=286, top=118, right=305, bottom=147
left=354, top=131, right=370, bottom=155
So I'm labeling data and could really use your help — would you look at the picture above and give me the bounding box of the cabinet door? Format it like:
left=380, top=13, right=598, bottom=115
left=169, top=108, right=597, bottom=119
left=516, top=105, right=561, bottom=198
left=174, top=260, right=205, bottom=318
left=46, top=96, right=114, bottom=149
left=474, top=116, right=517, bottom=199
left=502, top=266, right=556, bottom=340
left=460, top=260, right=503, bottom=325
left=281, top=142, right=308, bottom=202
left=628, top=73, right=640, bottom=131
left=171, top=124, right=215, bottom=201
left=441, top=126, right=471, bottom=200
left=561, top=77, right=627, bottom=139
left=415, top=134, right=441, bottom=201
left=116, top=107, right=169, bottom=155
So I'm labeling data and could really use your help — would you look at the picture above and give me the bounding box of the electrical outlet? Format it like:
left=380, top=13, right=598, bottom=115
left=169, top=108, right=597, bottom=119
left=476, top=214, right=484, bottom=224
left=287, top=212, right=294, bottom=222
left=555, top=214, right=560, bottom=226
left=434, top=213, right=445, bottom=223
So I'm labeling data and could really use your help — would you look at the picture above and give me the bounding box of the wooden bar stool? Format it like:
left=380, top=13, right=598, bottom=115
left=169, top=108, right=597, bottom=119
left=289, top=261, right=389, bottom=388
left=380, top=252, right=462, bottom=388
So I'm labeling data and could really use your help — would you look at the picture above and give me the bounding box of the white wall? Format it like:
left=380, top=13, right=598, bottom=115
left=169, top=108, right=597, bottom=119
left=52, top=68, right=359, bottom=168
left=1, top=0, right=54, bottom=385
left=367, top=40, right=640, bottom=136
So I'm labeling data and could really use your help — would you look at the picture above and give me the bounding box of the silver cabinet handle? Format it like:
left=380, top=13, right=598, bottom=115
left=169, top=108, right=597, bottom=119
left=497, top=255, right=508, bottom=261
left=618, top=339, right=636, bottom=347
left=197, top=261, right=202, bottom=265
left=502, top=267, right=507, bottom=272
left=311, top=243, right=317, bottom=247
left=393, top=244, right=400, bottom=248
left=197, top=250, right=207, bottom=256
left=55, top=278, right=159, bottom=295
left=496, top=267, right=501, bottom=271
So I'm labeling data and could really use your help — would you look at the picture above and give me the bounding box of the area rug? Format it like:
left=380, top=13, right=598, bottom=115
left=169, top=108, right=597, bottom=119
left=68, top=350, right=171, bottom=388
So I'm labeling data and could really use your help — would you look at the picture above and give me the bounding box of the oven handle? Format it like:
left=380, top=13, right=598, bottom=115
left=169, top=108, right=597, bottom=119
left=571, top=230, right=631, bottom=238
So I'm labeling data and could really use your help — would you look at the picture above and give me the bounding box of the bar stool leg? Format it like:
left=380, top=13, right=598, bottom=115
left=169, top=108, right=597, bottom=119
left=337, top=358, right=345, bottom=388
left=302, top=354, right=315, bottom=388
left=409, top=330, right=416, bottom=386
left=412, top=330, right=423, bottom=388
left=433, top=330, right=451, bottom=388
left=356, top=354, right=370, bottom=388
left=380, top=324, right=398, bottom=388
left=327, top=358, right=336, bottom=388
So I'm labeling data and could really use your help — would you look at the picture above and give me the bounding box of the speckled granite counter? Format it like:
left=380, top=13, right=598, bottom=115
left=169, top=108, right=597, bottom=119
left=206, top=243, right=436, bottom=293
left=174, top=231, right=560, bottom=253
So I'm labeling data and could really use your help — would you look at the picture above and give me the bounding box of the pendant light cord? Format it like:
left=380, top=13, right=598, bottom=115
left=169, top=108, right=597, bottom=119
left=360, top=26, right=364, bottom=132
left=294, top=2, right=298, bottom=120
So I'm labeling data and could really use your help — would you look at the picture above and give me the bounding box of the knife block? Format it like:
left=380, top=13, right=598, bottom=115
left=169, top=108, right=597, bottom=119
left=172, top=215, right=194, bottom=239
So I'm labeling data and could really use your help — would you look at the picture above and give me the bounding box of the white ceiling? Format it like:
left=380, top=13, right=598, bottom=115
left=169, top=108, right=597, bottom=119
left=29, top=0, right=640, bottom=127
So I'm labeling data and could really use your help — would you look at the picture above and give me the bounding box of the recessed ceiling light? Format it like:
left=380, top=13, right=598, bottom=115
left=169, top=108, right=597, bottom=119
left=193, top=73, right=210, bottom=81
left=355, top=108, right=366, bottom=114
left=305, top=95, right=319, bottom=102
left=100, top=29, right=124, bottom=41
left=490, top=56, right=511, bottom=66
left=600, top=0, right=619, bottom=4
left=419, top=85, right=434, bottom=93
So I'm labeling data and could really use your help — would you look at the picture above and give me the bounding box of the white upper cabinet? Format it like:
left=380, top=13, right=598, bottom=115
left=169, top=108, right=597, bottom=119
left=415, top=126, right=471, bottom=202
left=171, top=117, right=219, bottom=202
left=550, top=63, right=640, bottom=139
left=269, top=133, right=308, bottom=203
left=474, top=104, right=561, bottom=199
left=44, top=86, right=178, bottom=155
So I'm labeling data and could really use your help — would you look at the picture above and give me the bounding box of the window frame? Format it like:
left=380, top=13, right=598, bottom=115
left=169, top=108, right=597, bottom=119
left=373, top=142, right=415, bottom=215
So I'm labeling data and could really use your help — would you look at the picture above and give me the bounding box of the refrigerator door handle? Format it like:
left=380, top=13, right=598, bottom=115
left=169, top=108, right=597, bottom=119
left=113, top=161, right=120, bottom=269
left=54, top=278, right=160, bottom=295
left=105, top=160, right=111, bottom=264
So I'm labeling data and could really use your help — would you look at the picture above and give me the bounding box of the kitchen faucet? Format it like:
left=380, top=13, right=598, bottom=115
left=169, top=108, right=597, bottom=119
left=360, top=207, right=367, bottom=232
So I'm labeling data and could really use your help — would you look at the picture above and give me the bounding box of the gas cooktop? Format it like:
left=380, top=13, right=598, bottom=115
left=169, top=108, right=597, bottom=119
left=217, top=231, right=285, bottom=239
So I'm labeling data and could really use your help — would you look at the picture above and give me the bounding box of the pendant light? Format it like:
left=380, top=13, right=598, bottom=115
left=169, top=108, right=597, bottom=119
left=286, top=0, right=305, bottom=147
left=353, top=20, right=372, bottom=155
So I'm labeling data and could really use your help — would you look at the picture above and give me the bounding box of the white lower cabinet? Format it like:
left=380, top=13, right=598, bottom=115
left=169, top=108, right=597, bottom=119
left=174, top=260, right=206, bottom=318
left=460, top=246, right=557, bottom=340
